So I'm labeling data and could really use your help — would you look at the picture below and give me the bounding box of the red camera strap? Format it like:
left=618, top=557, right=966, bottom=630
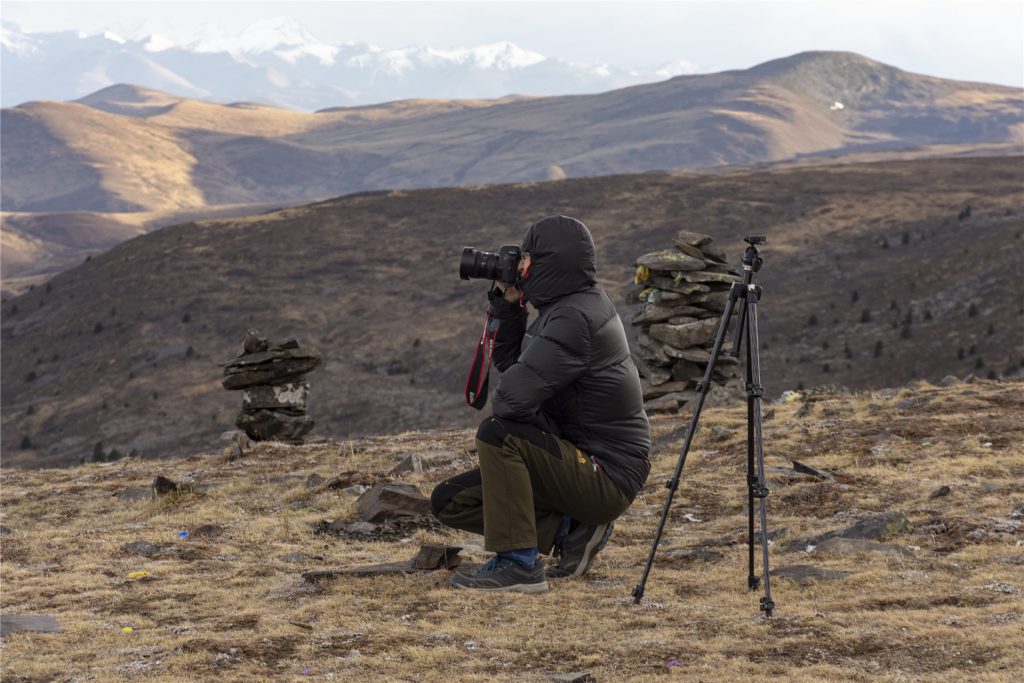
left=465, top=313, right=499, bottom=409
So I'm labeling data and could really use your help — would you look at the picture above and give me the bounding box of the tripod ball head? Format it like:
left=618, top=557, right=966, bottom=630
left=742, top=237, right=765, bottom=272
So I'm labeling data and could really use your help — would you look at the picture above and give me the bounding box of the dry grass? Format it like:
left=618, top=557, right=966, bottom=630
left=2, top=379, right=1022, bottom=681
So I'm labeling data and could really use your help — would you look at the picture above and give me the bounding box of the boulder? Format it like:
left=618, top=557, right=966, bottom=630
left=636, top=336, right=672, bottom=367
left=636, top=249, right=705, bottom=272
left=646, top=276, right=714, bottom=294
left=670, top=359, right=704, bottom=382
left=631, top=352, right=672, bottom=386
left=673, top=230, right=713, bottom=248
left=649, top=319, right=719, bottom=349
left=641, top=380, right=690, bottom=400
left=235, top=410, right=314, bottom=442
left=221, top=344, right=322, bottom=391
left=241, top=383, right=309, bottom=411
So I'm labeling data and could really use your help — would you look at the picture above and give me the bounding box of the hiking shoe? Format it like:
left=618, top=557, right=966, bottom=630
left=450, top=555, right=548, bottom=593
left=547, top=522, right=614, bottom=578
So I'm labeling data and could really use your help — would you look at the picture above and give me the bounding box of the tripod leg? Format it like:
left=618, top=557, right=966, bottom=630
left=632, top=283, right=743, bottom=604
left=745, top=289, right=776, bottom=617
left=746, top=324, right=758, bottom=590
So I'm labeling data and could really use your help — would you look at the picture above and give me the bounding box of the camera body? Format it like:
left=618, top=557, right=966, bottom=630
left=460, top=245, right=522, bottom=284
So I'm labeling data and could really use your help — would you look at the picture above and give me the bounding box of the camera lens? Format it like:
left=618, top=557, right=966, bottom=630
left=460, top=247, right=500, bottom=281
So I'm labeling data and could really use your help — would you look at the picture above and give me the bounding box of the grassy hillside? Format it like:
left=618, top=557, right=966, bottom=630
left=2, top=155, right=1021, bottom=468
left=1, top=379, right=1022, bottom=681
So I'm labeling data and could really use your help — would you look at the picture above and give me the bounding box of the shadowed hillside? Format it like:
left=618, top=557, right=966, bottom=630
left=1, top=155, right=1021, bottom=467
left=2, top=52, right=1021, bottom=284
left=1, top=380, right=1022, bottom=680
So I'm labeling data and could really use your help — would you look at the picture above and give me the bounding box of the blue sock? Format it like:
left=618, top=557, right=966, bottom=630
left=498, top=547, right=538, bottom=569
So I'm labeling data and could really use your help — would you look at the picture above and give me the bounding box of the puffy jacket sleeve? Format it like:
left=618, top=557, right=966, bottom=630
left=493, top=306, right=591, bottom=421
left=488, top=288, right=528, bottom=372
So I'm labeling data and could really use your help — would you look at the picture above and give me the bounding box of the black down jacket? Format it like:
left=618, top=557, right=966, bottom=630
left=488, top=215, right=651, bottom=500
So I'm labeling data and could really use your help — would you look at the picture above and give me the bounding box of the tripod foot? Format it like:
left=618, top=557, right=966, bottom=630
left=748, top=576, right=760, bottom=591
left=631, top=586, right=644, bottom=604
left=760, top=597, right=775, bottom=617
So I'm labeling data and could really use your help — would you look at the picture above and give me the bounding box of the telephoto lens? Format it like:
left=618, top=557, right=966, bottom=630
left=460, top=247, right=501, bottom=281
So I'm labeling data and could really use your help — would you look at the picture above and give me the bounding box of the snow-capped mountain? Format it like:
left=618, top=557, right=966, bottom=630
left=0, top=18, right=696, bottom=110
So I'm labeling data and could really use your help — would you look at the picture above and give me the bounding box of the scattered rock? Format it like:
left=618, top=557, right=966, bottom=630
left=192, top=524, right=225, bottom=538
left=305, top=473, right=325, bottom=488
left=302, top=544, right=463, bottom=580
left=281, top=552, right=317, bottom=563
left=812, top=537, right=913, bottom=558
left=919, top=520, right=948, bottom=534
left=344, top=521, right=377, bottom=535
left=765, top=467, right=805, bottom=484
left=356, top=483, right=432, bottom=522
left=340, top=484, right=368, bottom=496
left=324, top=471, right=378, bottom=490
left=118, top=486, right=153, bottom=502
left=792, top=460, right=836, bottom=481
left=929, top=485, right=952, bottom=499
left=896, top=397, right=930, bottom=410
left=550, top=673, right=596, bottom=683
left=152, top=475, right=193, bottom=496
left=840, top=512, right=913, bottom=540
left=992, top=520, right=1022, bottom=534
left=410, top=544, right=464, bottom=570
left=664, top=548, right=725, bottom=563
left=769, top=565, right=851, bottom=585
left=389, top=454, right=424, bottom=476
left=0, top=525, right=12, bottom=536
left=1011, top=502, right=1024, bottom=519
left=1, top=614, right=62, bottom=637
left=938, top=375, right=961, bottom=387
left=122, top=540, right=159, bottom=557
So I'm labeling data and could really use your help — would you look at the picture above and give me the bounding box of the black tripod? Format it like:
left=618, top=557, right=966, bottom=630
left=632, top=236, right=776, bottom=617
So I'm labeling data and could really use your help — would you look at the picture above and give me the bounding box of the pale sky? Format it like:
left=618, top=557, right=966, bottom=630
left=3, top=0, right=1022, bottom=86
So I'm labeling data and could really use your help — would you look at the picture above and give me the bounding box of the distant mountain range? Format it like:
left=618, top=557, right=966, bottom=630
left=2, top=50, right=1020, bottom=293
left=1, top=18, right=694, bottom=109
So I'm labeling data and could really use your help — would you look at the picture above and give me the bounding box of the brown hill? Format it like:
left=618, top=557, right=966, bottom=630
left=3, top=51, right=1020, bottom=213
left=1, top=380, right=1022, bottom=679
left=1, top=155, right=1021, bottom=468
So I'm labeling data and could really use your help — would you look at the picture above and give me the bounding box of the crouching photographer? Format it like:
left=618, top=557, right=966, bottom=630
left=431, top=215, right=651, bottom=593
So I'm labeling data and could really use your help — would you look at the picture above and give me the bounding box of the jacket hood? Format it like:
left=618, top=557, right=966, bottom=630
left=520, top=215, right=597, bottom=308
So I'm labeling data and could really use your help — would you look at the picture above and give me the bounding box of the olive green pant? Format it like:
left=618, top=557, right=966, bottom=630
left=430, top=417, right=631, bottom=553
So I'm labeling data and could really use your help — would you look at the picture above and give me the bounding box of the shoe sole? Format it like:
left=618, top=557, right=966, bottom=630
left=451, top=580, right=549, bottom=594
left=573, top=522, right=613, bottom=577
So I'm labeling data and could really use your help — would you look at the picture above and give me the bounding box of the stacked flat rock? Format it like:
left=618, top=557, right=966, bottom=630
left=629, top=230, right=742, bottom=413
left=221, top=330, right=321, bottom=443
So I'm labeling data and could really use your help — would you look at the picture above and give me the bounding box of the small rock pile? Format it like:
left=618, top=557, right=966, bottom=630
left=629, top=230, right=743, bottom=412
left=221, top=330, right=321, bottom=443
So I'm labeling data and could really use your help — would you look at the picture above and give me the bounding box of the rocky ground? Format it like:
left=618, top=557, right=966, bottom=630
left=1, top=378, right=1022, bottom=681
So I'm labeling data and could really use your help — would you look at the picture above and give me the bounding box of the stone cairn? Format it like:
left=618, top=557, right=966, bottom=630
left=629, top=230, right=743, bottom=413
left=221, top=330, right=322, bottom=443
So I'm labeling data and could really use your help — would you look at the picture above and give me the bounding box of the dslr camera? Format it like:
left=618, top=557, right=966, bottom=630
left=460, top=245, right=522, bottom=284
